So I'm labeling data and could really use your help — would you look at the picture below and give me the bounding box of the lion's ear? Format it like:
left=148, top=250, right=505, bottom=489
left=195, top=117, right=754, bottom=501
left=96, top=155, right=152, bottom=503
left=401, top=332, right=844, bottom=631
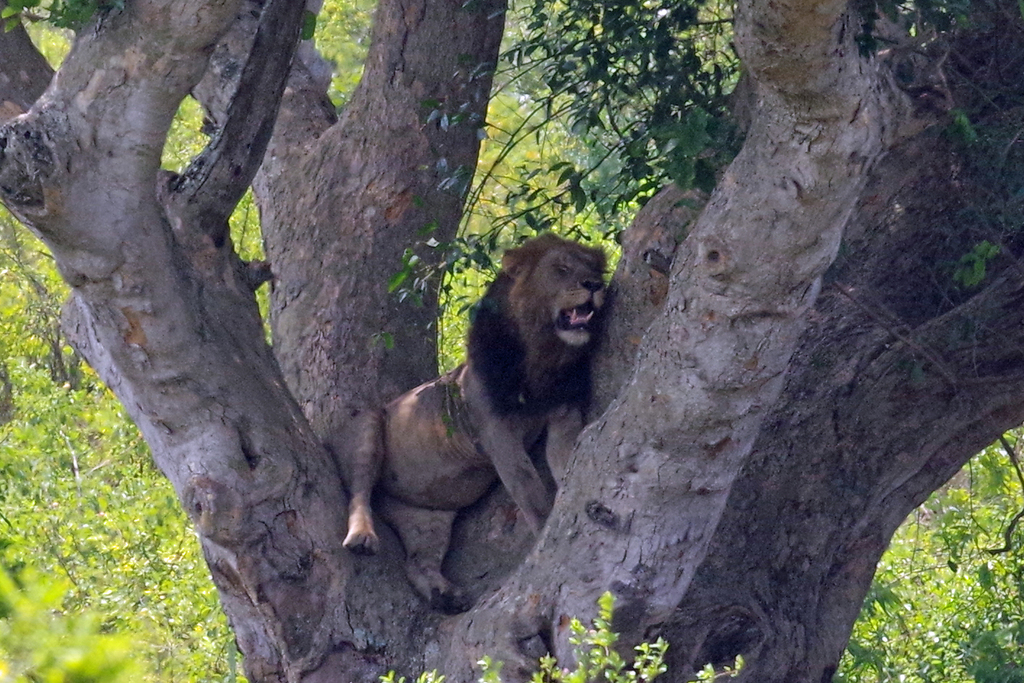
left=501, top=248, right=528, bottom=279
left=501, top=234, right=560, bottom=279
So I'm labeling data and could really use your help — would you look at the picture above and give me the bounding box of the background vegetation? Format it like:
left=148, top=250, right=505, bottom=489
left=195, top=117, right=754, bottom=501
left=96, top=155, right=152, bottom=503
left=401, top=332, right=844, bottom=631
left=2, top=0, right=1023, bottom=681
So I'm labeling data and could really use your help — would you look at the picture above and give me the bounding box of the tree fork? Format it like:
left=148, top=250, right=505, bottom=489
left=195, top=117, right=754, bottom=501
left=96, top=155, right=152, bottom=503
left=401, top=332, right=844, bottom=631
left=224, top=0, right=510, bottom=677
left=444, top=0, right=938, bottom=678
left=4, top=0, right=1013, bottom=681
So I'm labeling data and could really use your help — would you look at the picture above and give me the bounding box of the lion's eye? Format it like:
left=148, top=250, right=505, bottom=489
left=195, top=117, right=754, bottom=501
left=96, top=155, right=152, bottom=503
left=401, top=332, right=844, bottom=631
left=554, top=264, right=571, bottom=277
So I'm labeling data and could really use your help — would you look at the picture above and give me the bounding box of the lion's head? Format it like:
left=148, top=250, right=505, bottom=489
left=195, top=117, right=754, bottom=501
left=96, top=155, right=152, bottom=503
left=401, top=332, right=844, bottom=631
left=467, top=234, right=607, bottom=416
left=500, top=233, right=607, bottom=348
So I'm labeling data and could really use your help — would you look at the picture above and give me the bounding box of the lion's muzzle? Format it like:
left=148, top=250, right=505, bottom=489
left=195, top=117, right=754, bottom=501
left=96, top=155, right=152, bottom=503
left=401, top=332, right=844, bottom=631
left=558, top=302, right=596, bottom=331
left=554, top=287, right=603, bottom=346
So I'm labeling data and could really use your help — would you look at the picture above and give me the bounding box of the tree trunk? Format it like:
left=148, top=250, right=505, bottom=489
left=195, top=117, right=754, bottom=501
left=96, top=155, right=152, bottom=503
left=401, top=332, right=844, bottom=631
left=254, top=0, right=506, bottom=413
left=3, top=0, right=1022, bottom=681
left=0, top=1, right=357, bottom=680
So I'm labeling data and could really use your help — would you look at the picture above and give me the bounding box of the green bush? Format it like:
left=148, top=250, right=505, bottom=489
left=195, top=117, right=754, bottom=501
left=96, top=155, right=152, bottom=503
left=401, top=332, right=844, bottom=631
left=839, top=435, right=1024, bottom=683
left=0, top=564, right=140, bottom=682
left=382, top=593, right=671, bottom=683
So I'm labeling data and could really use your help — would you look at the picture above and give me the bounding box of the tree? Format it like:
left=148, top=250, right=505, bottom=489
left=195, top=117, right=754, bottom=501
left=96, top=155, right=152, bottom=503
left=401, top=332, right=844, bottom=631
left=1, top=0, right=1023, bottom=682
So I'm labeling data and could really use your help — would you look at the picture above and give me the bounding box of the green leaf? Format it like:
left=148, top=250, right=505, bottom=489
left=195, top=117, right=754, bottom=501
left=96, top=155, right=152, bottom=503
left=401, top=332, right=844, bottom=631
left=301, top=10, right=317, bottom=40
left=371, top=331, right=394, bottom=350
left=978, top=563, right=993, bottom=590
left=388, top=269, right=409, bottom=293
left=557, top=165, right=577, bottom=185
left=948, top=109, right=979, bottom=145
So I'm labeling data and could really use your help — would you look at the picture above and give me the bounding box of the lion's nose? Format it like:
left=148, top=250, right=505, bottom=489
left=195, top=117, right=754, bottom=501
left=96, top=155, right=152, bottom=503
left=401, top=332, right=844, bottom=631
left=581, top=280, right=603, bottom=293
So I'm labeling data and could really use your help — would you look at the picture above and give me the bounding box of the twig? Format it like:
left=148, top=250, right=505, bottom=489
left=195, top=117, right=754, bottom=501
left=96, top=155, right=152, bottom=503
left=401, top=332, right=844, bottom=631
left=986, top=434, right=1024, bottom=554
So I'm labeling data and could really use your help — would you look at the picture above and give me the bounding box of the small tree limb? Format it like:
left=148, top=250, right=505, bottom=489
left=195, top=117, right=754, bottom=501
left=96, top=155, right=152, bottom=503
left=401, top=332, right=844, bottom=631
left=0, top=1, right=53, bottom=121
left=167, top=0, right=306, bottom=236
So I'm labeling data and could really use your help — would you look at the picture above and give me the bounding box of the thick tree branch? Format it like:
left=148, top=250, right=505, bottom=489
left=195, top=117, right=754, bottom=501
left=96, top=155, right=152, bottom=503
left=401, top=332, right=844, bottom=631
left=167, top=0, right=306, bottom=237
left=591, top=184, right=705, bottom=415
left=668, top=267, right=1024, bottom=679
left=659, top=84, right=1024, bottom=675
left=0, top=0, right=241, bottom=265
left=256, top=0, right=508, bottom=416
left=0, top=2, right=358, bottom=680
left=737, top=0, right=851, bottom=100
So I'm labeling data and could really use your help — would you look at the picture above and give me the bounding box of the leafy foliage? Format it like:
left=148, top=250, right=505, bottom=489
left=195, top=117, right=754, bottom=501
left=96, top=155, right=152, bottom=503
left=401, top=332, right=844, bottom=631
left=479, top=0, right=738, bottom=233
left=0, top=563, right=141, bottom=682
left=381, top=593, right=669, bottom=683
left=1, top=0, right=122, bottom=31
left=952, top=240, right=1000, bottom=289
left=312, top=0, right=376, bottom=108
left=421, top=0, right=740, bottom=363
left=839, top=434, right=1024, bottom=683
left=519, top=592, right=669, bottom=683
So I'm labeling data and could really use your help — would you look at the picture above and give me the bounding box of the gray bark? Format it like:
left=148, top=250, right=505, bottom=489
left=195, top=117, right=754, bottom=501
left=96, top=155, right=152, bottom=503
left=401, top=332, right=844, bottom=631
left=255, top=0, right=506, bottom=414
left=2, top=0, right=1021, bottom=681
left=591, top=185, right=706, bottom=416
left=663, top=20, right=1024, bottom=674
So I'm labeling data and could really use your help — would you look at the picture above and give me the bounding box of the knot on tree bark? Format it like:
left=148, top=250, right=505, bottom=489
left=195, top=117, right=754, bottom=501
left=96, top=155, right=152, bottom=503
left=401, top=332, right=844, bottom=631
left=699, top=238, right=732, bottom=281
left=585, top=500, right=620, bottom=529
left=184, top=475, right=248, bottom=546
left=0, top=119, right=52, bottom=209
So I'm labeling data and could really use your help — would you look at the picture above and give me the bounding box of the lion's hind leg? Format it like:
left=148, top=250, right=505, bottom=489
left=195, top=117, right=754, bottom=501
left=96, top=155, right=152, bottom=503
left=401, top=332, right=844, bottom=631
left=342, top=408, right=384, bottom=555
left=380, top=497, right=471, bottom=614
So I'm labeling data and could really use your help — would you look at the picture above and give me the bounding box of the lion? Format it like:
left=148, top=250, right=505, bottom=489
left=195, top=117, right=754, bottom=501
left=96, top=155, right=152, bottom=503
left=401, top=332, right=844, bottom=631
left=342, top=233, right=606, bottom=612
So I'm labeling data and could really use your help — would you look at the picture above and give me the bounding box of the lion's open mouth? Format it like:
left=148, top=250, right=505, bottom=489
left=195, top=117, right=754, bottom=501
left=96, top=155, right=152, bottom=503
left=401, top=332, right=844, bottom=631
left=557, top=303, right=596, bottom=331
